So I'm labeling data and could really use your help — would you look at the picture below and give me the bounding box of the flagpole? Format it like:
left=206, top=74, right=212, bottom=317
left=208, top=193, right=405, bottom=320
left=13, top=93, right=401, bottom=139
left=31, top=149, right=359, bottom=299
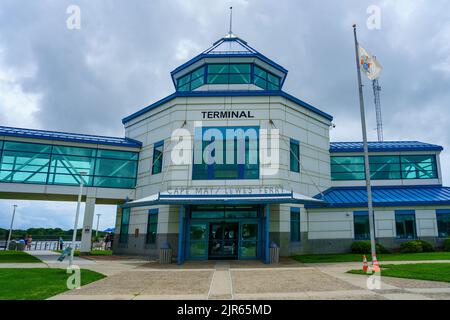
left=353, top=24, right=377, bottom=262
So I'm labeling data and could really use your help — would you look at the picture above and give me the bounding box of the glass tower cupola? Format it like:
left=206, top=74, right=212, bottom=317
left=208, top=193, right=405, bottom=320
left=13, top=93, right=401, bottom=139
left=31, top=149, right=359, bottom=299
left=171, top=33, right=288, bottom=92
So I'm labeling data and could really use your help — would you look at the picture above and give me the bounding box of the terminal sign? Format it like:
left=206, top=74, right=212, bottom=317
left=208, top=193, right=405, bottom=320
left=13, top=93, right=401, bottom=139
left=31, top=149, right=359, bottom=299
left=201, top=110, right=255, bottom=119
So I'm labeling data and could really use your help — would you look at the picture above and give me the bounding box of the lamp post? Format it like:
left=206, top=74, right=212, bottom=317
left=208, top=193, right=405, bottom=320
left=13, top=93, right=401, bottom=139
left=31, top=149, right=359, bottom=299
left=69, top=171, right=87, bottom=267
left=6, top=205, right=18, bottom=250
left=95, top=214, right=101, bottom=237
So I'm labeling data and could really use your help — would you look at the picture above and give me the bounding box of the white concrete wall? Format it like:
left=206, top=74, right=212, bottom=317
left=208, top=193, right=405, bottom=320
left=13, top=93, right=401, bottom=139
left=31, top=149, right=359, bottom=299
left=306, top=206, right=449, bottom=240
left=125, top=95, right=332, bottom=202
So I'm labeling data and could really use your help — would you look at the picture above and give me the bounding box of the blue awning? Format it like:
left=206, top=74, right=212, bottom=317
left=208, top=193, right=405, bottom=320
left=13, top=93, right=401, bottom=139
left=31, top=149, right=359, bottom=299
left=306, top=185, right=450, bottom=208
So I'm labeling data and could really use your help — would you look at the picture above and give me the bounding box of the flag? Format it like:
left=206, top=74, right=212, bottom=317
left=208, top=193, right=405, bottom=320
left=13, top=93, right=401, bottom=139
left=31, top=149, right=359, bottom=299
left=358, top=45, right=382, bottom=80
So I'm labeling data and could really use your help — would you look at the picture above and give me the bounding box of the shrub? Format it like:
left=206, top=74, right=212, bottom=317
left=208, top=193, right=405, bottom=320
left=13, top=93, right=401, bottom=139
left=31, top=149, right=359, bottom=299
left=351, top=241, right=371, bottom=254
left=400, top=240, right=424, bottom=253
left=351, top=241, right=390, bottom=254
left=400, top=240, right=435, bottom=253
left=377, top=243, right=390, bottom=254
left=443, top=238, right=450, bottom=252
left=417, top=240, right=434, bottom=252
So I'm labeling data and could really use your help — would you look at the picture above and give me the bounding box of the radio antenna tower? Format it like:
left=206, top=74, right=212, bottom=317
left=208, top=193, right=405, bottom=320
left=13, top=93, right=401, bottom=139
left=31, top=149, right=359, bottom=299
left=372, top=56, right=383, bottom=142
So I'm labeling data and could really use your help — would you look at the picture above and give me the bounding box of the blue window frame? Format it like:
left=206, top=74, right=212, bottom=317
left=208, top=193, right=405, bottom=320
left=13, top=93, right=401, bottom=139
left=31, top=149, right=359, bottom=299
left=176, top=63, right=281, bottom=92
left=331, top=155, right=438, bottom=181
left=253, top=66, right=280, bottom=90
left=353, top=211, right=370, bottom=240
left=0, top=141, right=138, bottom=188
left=146, top=209, right=159, bottom=244
left=395, top=210, right=417, bottom=240
left=192, top=126, right=259, bottom=180
left=290, top=139, right=300, bottom=173
left=436, top=209, right=450, bottom=238
left=119, top=208, right=130, bottom=244
left=207, top=64, right=251, bottom=85
left=177, top=66, right=205, bottom=91
left=290, top=208, right=301, bottom=242
left=152, top=141, right=164, bottom=175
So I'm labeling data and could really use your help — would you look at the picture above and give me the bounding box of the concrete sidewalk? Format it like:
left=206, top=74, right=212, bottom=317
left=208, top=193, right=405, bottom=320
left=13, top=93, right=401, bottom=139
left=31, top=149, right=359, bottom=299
left=49, top=259, right=450, bottom=300
left=4, top=253, right=447, bottom=300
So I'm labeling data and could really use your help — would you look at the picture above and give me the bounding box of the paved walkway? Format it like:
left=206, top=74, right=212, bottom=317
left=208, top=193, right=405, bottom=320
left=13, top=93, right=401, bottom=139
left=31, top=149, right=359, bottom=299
left=47, top=256, right=450, bottom=300
left=4, top=251, right=450, bottom=300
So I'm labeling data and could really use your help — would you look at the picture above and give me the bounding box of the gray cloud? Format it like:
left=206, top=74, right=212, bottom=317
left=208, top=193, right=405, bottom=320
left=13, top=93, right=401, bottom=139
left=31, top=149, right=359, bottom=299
left=0, top=0, right=449, bottom=228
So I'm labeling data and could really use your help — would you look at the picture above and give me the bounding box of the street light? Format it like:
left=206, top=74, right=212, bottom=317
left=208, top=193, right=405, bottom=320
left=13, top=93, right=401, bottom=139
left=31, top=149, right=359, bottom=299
left=69, top=171, right=87, bottom=267
left=95, top=214, right=101, bottom=237
left=6, top=205, right=18, bottom=250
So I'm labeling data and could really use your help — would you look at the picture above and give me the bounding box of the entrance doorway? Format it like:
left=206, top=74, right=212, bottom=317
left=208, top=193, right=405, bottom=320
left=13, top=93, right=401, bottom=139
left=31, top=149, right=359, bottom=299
left=208, top=222, right=238, bottom=260
left=186, top=205, right=263, bottom=261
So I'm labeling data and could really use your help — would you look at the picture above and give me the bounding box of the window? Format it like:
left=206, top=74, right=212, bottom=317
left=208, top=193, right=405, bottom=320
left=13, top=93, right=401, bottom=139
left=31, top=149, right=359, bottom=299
left=290, top=139, right=300, bottom=173
left=331, top=156, right=365, bottom=181
left=436, top=210, right=450, bottom=238
left=395, top=210, right=417, bottom=239
left=401, top=155, right=438, bottom=179
left=331, top=155, right=438, bottom=181
left=177, top=66, right=205, bottom=91
left=192, top=126, right=259, bottom=180
left=146, top=209, right=158, bottom=244
left=152, top=141, right=164, bottom=175
left=190, top=206, right=258, bottom=219
left=354, top=211, right=370, bottom=240
left=290, top=208, right=301, bottom=242
left=0, top=141, right=138, bottom=188
left=119, top=208, right=130, bottom=244
left=253, top=66, right=280, bottom=90
left=176, top=63, right=281, bottom=91
left=207, top=64, right=251, bottom=85
left=369, top=156, right=401, bottom=180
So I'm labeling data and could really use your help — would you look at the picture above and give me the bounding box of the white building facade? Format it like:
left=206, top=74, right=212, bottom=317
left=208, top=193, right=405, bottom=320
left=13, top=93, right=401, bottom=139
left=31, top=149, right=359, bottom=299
left=1, top=32, right=449, bottom=262
left=113, top=33, right=450, bottom=262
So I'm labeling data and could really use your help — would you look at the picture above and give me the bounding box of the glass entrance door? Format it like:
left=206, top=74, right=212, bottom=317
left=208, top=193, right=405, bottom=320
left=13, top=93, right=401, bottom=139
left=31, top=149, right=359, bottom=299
left=208, top=222, right=238, bottom=260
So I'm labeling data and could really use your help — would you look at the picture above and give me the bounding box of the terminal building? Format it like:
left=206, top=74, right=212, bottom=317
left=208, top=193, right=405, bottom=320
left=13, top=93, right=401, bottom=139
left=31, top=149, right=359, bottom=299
left=1, top=31, right=450, bottom=263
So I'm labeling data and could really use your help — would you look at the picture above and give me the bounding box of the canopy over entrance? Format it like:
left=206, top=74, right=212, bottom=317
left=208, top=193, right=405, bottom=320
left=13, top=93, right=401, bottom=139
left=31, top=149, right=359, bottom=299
left=122, top=186, right=325, bottom=208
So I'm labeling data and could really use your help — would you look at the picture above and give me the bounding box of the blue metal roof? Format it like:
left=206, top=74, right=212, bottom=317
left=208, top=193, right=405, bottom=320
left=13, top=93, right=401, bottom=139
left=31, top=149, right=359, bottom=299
left=170, top=35, right=288, bottom=86
left=330, top=141, right=443, bottom=153
left=122, top=90, right=333, bottom=124
left=306, top=185, right=450, bottom=208
left=0, top=126, right=142, bottom=148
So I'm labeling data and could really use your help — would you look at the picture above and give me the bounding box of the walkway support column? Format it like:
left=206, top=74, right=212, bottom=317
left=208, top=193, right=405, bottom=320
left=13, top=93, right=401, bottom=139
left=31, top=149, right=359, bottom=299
left=177, top=205, right=185, bottom=265
left=80, top=197, right=96, bottom=253
left=265, top=204, right=270, bottom=264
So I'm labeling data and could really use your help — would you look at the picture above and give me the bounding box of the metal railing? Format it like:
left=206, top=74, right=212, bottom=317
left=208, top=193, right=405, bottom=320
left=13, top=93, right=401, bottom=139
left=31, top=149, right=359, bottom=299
left=0, top=240, right=81, bottom=251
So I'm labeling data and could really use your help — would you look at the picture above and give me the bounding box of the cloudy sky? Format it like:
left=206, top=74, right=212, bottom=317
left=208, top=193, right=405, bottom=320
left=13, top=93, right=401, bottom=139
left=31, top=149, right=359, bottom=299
left=0, top=0, right=449, bottom=231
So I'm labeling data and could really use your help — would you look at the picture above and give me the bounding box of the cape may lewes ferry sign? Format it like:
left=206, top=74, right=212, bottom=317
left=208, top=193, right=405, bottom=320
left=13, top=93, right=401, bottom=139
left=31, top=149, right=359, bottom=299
left=166, top=185, right=285, bottom=196
left=201, top=110, right=255, bottom=119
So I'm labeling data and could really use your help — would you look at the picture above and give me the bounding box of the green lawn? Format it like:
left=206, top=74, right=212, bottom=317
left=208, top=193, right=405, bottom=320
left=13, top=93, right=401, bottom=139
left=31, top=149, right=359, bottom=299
left=348, top=263, right=450, bottom=283
left=0, top=268, right=105, bottom=300
left=53, top=250, right=113, bottom=256
left=293, top=252, right=450, bottom=263
left=0, top=251, right=42, bottom=263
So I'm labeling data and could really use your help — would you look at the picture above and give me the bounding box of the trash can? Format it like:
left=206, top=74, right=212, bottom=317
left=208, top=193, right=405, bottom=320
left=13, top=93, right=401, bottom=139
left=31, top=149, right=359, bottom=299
left=269, top=241, right=280, bottom=264
left=159, top=242, right=172, bottom=264
left=8, top=240, right=17, bottom=251
left=16, top=242, right=26, bottom=251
